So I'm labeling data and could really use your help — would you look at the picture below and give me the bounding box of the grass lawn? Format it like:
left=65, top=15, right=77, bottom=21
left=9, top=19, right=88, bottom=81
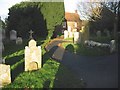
left=62, top=36, right=114, bottom=56
left=2, top=38, right=84, bottom=88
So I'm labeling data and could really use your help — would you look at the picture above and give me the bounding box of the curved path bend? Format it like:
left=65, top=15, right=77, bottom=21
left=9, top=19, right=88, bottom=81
left=45, top=39, right=118, bottom=88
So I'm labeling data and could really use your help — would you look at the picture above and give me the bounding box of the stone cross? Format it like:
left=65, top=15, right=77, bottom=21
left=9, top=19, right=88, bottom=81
left=29, top=30, right=34, bottom=39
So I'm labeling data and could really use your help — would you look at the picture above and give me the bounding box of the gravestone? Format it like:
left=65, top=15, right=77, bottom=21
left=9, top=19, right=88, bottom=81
left=74, top=32, right=81, bottom=44
left=0, top=58, right=3, bottom=64
left=68, top=26, right=72, bottom=32
left=96, top=31, right=101, bottom=37
left=64, top=30, right=68, bottom=39
left=0, top=42, right=4, bottom=53
left=69, top=31, right=73, bottom=38
left=110, top=40, right=116, bottom=53
left=106, top=30, right=110, bottom=37
left=0, top=64, right=11, bottom=87
left=25, top=39, right=42, bottom=71
left=81, top=26, right=85, bottom=31
left=16, top=37, right=23, bottom=45
left=10, top=30, right=17, bottom=40
left=2, top=29, right=6, bottom=40
left=0, top=58, right=5, bottom=64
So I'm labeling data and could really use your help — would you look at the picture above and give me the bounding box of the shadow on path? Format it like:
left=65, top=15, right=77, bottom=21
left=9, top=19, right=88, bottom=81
left=45, top=39, right=118, bottom=88
left=61, top=51, right=118, bottom=88
left=42, top=46, right=59, bottom=66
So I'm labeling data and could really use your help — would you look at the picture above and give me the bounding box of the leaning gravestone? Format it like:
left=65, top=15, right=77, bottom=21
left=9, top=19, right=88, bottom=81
left=96, top=31, right=101, bottom=37
left=16, top=37, right=23, bottom=45
left=25, top=39, right=42, bottom=71
left=74, top=32, right=81, bottom=44
left=10, top=30, right=17, bottom=40
left=64, top=30, right=68, bottom=39
left=0, top=64, right=11, bottom=87
left=110, top=40, right=116, bottom=53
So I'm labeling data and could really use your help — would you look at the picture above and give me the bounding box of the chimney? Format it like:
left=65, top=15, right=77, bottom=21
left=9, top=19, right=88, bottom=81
left=75, top=10, right=77, bottom=13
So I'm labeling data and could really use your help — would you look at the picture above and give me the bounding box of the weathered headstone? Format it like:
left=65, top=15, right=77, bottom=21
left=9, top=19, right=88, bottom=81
left=69, top=31, right=73, bottom=38
left=64, top=30, right=68, bottom=39
left=25, top=39, right=42, bottom=71
left=0, top=58, right=5, bottom=64
left=16, top=37, right=23, bottom=45
left=96, top=31, right=101, bottom=37
left=110, top=40, right=116, bottom=53
left=10, top=30, right=17, bottom=40
left=74, top=32, right=81, bottom=44
left=68, top=26, right=72, bottom=32
left=106, top=30, right=110, bottom=37
left=2, top=29, right=6, bottom=40
left=81, top=26, right=85, bottom=31
left=0, top=64, right=11, bottom=87
left=0, top=58, right=2, bottom=64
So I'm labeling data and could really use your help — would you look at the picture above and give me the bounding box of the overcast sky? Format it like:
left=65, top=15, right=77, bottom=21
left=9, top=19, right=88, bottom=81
left=0, top=0, right=79, bottom=21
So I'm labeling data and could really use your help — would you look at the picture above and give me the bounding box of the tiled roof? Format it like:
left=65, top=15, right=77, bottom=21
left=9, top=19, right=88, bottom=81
left=65, top=12, right=81, bottom=22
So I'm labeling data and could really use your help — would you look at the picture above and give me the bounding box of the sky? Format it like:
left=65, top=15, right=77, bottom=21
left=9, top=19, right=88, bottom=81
left=0, top=0, right=27, bottom=21
left=0, top=0, right=79, bottom=21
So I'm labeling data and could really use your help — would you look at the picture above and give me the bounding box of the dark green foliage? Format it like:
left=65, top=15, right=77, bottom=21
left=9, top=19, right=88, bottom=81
left=40, top=2, right=65, bottom=38
left=7, top=2, right=47, bottom=39
left=6, top=2, right=64, bottom=39
left=89, top=6, right=115, bottom=35
left=65, top=44, right=74, bottom=53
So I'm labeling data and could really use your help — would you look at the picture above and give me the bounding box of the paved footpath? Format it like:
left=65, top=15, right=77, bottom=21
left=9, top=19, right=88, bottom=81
left=45, top=39, right=118, bottom=88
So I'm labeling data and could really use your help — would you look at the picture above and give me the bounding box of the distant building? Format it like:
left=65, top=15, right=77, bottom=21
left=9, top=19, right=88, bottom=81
left=65, top=10, right=82, bottom=32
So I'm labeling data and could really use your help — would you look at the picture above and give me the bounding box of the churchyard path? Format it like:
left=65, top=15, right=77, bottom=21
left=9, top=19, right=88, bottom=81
left=45, top=38, right=118, bottom=88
